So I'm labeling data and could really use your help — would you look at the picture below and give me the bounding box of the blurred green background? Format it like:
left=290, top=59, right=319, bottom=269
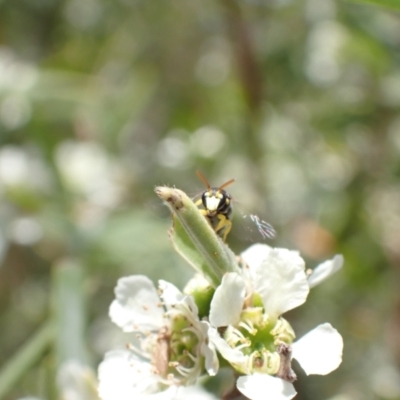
left=1, top=0, right=400, bottom=399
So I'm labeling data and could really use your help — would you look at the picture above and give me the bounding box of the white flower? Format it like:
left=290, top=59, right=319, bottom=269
left=98, top=350, right=219, bottom=400
left=98, top=275, right=218, bottom=400
left=207, top=244, right=344, bottom=400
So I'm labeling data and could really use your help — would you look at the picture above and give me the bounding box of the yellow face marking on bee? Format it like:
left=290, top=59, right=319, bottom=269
left=204, top=195, right=221, bottom=213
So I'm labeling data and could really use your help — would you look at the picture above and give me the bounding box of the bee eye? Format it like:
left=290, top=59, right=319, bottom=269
left=201, top=193, right=208, bottom=206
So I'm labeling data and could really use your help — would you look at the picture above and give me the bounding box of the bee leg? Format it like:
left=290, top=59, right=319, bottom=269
left=215, top=214, right=232, bottom=242
left=221, top=220, right=232, bottom=242
left=195, top=198, right=203, bottom=207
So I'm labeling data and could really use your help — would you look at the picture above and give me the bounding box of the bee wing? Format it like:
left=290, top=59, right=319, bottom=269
left=233, top=205, right=276, bottom=242
left=248, top=214, right=276, bottom=239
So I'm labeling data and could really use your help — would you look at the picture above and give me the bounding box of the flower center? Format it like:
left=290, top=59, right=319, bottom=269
left=222, top=308, right=296, bottom=376
left=152, top=314, right=202, bottom=384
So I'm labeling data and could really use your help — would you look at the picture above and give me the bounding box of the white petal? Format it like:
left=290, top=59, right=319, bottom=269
left=181, top=295, right=200, bottom=319
left=254, top=248, right=309, bottom=317
left=241, top=244, right=272, bottom=271
left=98, top=350, right=159, bottom=400
left=198, top=321, right=219, bottom=376
left=209, top=273, right=245, bottom=327
left=307, top=255, right=344, bottom=288
left=146, top=386, right=181, bottom=400
left=207, top=326, right=247, bottom=368
left=292, top=323, right=343, bottom=375
left=109, top=275, right=164, bottom=332
left=237, top=374, right=297, bottom=400
left=159, top=280, right=200, bottom=324
left=158, top=280, right=184, bottom=309
left=173, top=385, right=220, bottom=400
left=202, top=341, right=219, bottom=376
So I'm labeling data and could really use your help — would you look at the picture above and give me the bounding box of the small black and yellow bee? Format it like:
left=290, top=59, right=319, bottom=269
left=195, top=170, right=235, bottom=242
left=195, top=170, right=276, bottom=242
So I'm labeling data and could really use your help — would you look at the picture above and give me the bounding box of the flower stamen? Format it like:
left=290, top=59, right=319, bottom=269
left=238, top=319, right=257, bottom=335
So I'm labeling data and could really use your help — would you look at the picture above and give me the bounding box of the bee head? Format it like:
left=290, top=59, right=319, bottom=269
left=202, top=189, right=231, bottom=215
left=196, top=170, right=235, bottom=216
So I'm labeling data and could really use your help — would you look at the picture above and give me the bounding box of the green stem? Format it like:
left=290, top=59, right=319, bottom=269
left=52, top=259, right=89, bottom=367
left=0, top=319, right=54, bottom=399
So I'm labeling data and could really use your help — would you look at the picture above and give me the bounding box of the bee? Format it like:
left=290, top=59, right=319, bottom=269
left=195, top=170, right=235, bottom=242
left=194, top=170, right=276, bottom=242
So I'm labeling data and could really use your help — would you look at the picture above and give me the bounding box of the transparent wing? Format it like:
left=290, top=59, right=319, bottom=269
left=248, top=214, right=276, bottom=239
left=235, top=210, right=276, bottom=242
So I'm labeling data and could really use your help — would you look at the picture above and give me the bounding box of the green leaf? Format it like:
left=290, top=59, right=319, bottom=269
left=155, top=186, right=239, bottom=287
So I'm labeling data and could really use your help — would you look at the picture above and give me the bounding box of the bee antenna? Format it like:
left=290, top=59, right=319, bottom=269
left=218, top=178, right=236, bottom=191
left=196, top=170, right=211, bottom=190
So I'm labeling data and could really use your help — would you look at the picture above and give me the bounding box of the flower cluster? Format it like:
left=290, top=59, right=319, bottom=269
left=98, top=275, right=218, bottom=399
left=98, top=244, right=343, bottom=400
left=204, top=244, right=343, bottom=399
